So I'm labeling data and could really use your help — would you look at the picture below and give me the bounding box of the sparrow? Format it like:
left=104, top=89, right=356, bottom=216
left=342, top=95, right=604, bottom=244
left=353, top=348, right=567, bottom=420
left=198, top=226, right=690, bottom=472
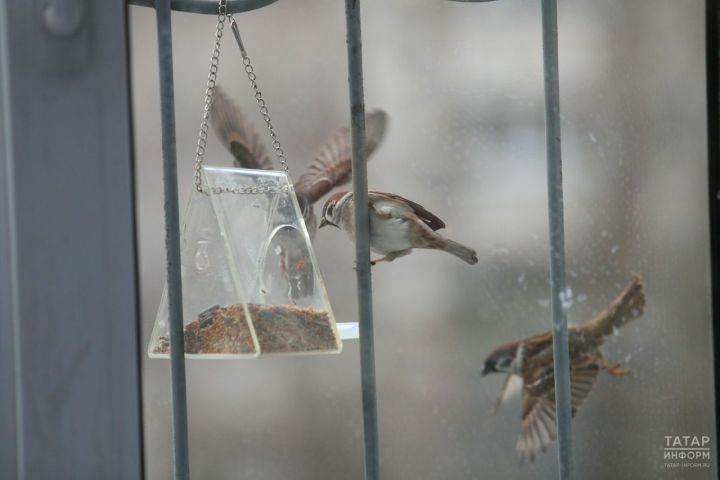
left=319, top=191, right=479, bottom=265
left=210, top=85, right=389, bottom=240
left=210, top=86, right=388, bottom=298
left=481, top=274, right=646, bottom=462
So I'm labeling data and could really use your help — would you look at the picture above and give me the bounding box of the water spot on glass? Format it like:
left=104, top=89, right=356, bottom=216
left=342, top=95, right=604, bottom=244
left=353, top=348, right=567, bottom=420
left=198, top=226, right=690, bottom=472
left=194, top=240, right=210, bottom=271
left=560, top=286, right=573, bottom=310
left=577, top=293, right=588, bottom=303
left=588, top=132, right=597, bottom=143
left=537, top=298, right=550, bottom=308
left=611, top=245, right=620, bottom=255
left=601, top=230, right=608, bottom=238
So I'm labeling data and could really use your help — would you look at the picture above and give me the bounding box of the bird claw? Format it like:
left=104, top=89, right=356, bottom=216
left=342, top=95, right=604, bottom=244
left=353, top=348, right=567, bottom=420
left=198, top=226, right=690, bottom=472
left=354, top=261, right=375, bottom=272
left=606, top=363, right=630, bottom=377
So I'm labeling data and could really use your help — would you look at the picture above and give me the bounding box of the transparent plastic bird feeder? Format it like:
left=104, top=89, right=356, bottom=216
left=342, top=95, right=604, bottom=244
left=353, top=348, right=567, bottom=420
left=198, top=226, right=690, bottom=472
left=148, top=15, right=342, bottom=358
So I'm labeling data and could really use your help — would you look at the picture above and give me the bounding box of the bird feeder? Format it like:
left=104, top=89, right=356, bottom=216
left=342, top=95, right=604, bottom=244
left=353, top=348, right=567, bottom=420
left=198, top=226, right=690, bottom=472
left=149, top=166, right=342, bottom=358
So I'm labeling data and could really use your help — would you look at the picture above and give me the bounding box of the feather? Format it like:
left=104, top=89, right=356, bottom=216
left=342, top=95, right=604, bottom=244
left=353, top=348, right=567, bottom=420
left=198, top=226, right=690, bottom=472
left=581, top=274, right=645, bottom=339
left=369, top=191, right=446, bottom=231
left=296, top=110, right=389, bottom=203
left=516, top=359, right=600, bottom=462
left=210, top=86, right=273, bottom=171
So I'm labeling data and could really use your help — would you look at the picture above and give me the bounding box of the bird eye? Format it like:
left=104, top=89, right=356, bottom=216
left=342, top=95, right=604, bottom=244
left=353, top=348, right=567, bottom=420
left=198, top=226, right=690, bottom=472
left=498, top=357, right=511, bottom=369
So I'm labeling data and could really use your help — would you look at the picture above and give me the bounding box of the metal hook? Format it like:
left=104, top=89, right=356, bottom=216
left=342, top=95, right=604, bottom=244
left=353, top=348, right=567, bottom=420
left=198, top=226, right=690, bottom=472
left=229, top=16, right=248, bottom=58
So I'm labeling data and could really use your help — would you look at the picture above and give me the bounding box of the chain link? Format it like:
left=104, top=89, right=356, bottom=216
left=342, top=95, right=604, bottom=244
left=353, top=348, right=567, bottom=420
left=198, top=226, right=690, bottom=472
left=193, top=0, right=290, bottom=195
left=193, top=0, right=227, bottom=193
left=230, top=16, right=290, bottom=175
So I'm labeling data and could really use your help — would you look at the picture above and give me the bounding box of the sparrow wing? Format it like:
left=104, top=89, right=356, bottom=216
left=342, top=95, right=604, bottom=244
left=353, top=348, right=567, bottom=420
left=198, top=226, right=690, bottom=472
left=517, top=359, right=600, bottom=462
left=295, top=110, right=389, bottom=204
left=210, top=86, right=273, bottom=171
left=369, top=192, right=446, bottom=231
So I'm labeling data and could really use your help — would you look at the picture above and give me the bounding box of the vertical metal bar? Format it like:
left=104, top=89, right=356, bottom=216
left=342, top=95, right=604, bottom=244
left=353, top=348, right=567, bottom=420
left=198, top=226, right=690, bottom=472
left=540, top=1, right=573, bottom=478
left=706, top=0, right=720, bottom=466
left=155, top=1, right=190, bottom=479
left=0, top=3, right=20, bottom=476
left=344, top=1, right=380, bottom=479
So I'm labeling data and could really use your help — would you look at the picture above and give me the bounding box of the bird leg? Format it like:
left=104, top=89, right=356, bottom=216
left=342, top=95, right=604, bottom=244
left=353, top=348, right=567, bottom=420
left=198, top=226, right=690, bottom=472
left=370, top=249, right=412, bottom=266
left=370, top=256, right=391, bottom=266
left=601, top=358, right=630, bottom=376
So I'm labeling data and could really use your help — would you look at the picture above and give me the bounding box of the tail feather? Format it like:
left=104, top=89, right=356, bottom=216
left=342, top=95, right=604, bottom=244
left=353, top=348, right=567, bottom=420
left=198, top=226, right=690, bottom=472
left=582, top=274, right=645, bottom=338
left=443, top=238, right=478, bottom=265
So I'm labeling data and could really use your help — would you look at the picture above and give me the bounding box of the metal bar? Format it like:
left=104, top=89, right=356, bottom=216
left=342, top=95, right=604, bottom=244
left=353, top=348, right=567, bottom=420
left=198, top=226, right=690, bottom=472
left=155, top=1, right=190, bottom=479
left=0, top=2, right=20, bottom=475
left=129, top=0, right=276, bottom=14
left=1, top=0, right=143, bottom=477
left=344, top=1, right=379, bottom=479
left=540, top=0, right=573, bottom=478
left=706, top=0, right=720, bottom=466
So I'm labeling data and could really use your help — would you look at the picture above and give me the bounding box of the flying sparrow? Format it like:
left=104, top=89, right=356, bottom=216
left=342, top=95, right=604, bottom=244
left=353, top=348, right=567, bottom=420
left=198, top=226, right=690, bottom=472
left=210, top=85, right=389, bottom=239
left=319, top=191, right=479, bottom=265
left=210, top=86, right=389, bottom=298
left=481, top=274, right=646, bottom=462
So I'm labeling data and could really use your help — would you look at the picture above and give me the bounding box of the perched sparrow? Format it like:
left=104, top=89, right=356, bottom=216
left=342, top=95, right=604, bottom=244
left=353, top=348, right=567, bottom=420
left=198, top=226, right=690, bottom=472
left=481, top=275, right=646, bottom=462
left=319, top=191, right=479, bottom=265
left=210, top=86, right=388, bottom=298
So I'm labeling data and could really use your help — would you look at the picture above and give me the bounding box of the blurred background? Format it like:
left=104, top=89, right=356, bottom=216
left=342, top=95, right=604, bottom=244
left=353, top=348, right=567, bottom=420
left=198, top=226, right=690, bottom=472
left=129, top=0, right=715, bottom=478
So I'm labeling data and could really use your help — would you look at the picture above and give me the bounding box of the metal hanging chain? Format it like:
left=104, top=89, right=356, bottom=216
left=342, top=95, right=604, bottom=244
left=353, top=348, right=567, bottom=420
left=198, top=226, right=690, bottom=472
left=229, top=16, right=290, bottom=175
left=193, top=0, right=226, bottom=193
left=193, top=0, right=290, bottom=195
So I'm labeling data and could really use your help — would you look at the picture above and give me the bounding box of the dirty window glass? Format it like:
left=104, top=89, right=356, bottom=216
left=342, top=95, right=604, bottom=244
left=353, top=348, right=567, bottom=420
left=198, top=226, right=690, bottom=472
left=131, top=0, right=715, bottom=478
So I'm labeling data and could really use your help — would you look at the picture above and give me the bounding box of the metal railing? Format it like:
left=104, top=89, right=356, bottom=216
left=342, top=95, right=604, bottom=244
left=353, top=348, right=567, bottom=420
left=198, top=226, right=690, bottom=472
left=129, top=0, right=572, bottom=479
left=129, top=0, right=379, bottom=479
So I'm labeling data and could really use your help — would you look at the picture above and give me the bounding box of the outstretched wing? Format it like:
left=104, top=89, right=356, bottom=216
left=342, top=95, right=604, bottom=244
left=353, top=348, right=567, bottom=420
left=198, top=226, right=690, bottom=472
left=210, top=86, right=273, bottom=171
left=369, top=191, right=446, bottom=231
left=296, top=109, right=389, bottom=203
left=517, top=359, right=600, bottom=463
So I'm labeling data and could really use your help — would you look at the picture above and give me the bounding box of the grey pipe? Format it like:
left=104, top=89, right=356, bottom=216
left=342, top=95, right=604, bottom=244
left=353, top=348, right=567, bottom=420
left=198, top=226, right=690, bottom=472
left=155, top=1, right=190, bottom=478
left=541, top=0, right=574, bottom=478
left=344, top=1, right=380, bottom=479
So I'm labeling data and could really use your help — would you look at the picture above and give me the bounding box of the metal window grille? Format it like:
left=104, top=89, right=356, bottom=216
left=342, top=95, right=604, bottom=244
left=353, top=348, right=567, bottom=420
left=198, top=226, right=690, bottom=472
left=129, top=0, right=572, bottom=479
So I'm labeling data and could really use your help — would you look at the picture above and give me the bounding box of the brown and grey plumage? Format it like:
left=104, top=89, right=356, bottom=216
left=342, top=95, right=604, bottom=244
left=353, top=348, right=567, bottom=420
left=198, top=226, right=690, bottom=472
left=295, top=109, right=389, bottom=204
left=481, top=275, right=646, bottom=462
left=319, top=190, right=478, bottom=265
left=209, top=85, right=389, bottom=239
left=210, top=86, right=273, bottom=171
left=209, top=87, right=389, bottom=299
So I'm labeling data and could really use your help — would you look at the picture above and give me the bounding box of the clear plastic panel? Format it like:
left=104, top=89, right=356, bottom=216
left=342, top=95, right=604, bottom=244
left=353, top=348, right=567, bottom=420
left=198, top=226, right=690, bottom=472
left=149, top=166, right=342, bottom=358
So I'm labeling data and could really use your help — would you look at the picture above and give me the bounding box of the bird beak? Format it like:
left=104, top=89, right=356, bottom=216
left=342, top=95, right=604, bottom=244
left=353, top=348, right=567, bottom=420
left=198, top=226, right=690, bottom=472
left=480, top=365, right=489, bottom=377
